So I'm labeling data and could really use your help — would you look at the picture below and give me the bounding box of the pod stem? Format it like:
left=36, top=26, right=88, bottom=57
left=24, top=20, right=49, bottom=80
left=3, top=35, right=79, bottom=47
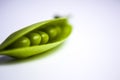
left=54, top=14, right=72, bottom=19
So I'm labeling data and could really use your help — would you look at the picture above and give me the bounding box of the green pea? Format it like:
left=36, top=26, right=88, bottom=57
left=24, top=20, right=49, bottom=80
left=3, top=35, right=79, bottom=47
left=11, top=36, right=30, bottom=48
left=54, top=26, right=61, bottom=35
left=27, top=32, right=41, bottom=45
left=44, top=27, right=57, bottom=40
left=37, top=31, right=49, bottom=44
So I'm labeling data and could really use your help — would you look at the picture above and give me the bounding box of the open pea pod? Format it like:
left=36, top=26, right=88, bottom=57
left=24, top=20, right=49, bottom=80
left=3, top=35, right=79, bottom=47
left=0, top=17, right=72, bottom=58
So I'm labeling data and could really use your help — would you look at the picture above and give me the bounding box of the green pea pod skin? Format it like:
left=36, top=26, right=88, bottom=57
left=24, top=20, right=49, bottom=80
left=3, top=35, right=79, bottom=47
left=0, top=18, right=72, bottom=58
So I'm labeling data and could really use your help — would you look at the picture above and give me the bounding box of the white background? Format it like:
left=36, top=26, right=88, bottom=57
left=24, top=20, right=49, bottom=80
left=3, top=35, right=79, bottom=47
left=0, top=0, right=120, bottom=80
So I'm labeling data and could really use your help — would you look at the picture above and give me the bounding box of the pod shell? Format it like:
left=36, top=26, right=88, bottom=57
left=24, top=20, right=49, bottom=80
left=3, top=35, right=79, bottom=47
left=0, top=18, right=72, bottom=58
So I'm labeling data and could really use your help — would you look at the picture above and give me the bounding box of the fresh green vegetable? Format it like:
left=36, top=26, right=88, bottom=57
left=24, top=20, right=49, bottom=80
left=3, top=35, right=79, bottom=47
left=11, top=36, right=30, bottom=48
left=26, top=32, right=41, bottom=45
left=37, top=31, right=49, bottom=44
left=0, top=17, right=72, bottom=58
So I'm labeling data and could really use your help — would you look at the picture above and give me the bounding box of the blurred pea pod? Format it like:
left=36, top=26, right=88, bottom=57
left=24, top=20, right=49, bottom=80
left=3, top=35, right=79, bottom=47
left=0, top=17, right=72, bottom=58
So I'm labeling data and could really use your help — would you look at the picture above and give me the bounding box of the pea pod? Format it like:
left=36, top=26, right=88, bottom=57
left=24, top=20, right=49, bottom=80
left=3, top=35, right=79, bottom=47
left=0, top=17, right=72, bottom=58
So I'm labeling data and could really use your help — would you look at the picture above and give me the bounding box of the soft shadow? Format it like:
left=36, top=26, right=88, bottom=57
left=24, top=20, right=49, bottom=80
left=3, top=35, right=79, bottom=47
left=0, top=42, right=65, bottom=65
left=0, top=56, right=15, bottom=64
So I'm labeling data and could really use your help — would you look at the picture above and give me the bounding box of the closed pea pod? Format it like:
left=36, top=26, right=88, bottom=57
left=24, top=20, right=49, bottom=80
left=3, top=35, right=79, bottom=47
left=0, top=17, right=72, bottom=58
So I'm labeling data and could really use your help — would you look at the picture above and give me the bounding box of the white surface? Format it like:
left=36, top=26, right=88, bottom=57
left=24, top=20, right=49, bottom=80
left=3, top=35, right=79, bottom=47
left=0, top=0, right=120, bottom=80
